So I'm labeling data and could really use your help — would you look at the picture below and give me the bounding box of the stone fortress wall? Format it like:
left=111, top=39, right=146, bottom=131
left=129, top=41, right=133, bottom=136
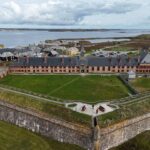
left=99, top=113, right=150, bottom=150
left=0, top=101, right=93, bottom=150
left=0, top=100, right=149, bottom=150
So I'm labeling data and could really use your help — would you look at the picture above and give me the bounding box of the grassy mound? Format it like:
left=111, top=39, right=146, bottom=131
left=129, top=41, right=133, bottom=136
left=0, top=89, right=91, bottom=126
left=99, top=98, right=150, bottom=127
left=130, top=77, right=150, bottom=92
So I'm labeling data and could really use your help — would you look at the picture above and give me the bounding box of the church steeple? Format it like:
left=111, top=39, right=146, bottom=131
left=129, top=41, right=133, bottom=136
left=79, top=44, right=87, bottom=73
left=80, top=44, right=85, bottom=58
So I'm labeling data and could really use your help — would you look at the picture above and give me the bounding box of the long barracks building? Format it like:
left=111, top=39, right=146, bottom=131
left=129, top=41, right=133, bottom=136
left=9, top=50, right=150, bottom=74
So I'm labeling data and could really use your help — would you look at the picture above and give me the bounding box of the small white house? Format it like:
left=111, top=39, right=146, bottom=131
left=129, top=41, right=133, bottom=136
left=128, top=70, right=136, bottom=79
left=50, top=50, right=59, bottom=56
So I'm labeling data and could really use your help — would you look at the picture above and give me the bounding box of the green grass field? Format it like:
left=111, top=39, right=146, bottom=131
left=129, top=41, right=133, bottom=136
left=0, top=75, right=131, bottom=102
left=130, top=77, right=150, bottom=92
left=108, top=46, right=135, bottom=52
left=0, top=121, right=84, bottom=150
left=0, top=89, right=91, bottom=126
left=110, top=131, right=150, bottom=150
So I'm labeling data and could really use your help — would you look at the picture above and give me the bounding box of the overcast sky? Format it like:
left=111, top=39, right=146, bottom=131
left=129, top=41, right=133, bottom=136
left=0, top=0, right=150, bottom=29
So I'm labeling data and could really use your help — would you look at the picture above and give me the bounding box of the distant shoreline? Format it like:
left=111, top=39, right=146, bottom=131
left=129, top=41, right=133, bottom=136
left=0, top=28, right=149, bottom=32
left=57, top=37, right=131, bottom=41
left=0, top=28, right=121, bottom=32
left=0, top=28, right=149, bottom=48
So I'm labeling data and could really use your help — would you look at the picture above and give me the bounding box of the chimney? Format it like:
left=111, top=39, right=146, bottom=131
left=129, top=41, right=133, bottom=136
left=18, top=57, right=20, bottom=63
left=117, top=57, right=121, bottom=65
left=70, top=58, right=73, bottom=66
left=26, top=56, right=29, bottom=64
left=138, top=56, right=141, bottom=64
left=126, top=57, right=129, bottom=63
left=128, top=57, right=131, bottom=62
left=61, top=57, right=64, bottom=65
left=44, top=55, right=47, bottom=64
left=108, top=57, right=112, bottom=64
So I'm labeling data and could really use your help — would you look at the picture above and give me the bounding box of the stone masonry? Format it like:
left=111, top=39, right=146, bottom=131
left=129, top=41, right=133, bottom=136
left=0, top=100, right=150, bottom=150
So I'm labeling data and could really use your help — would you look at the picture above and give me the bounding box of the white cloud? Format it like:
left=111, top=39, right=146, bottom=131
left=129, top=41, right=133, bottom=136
left=0, top=0, right=150, bottom=28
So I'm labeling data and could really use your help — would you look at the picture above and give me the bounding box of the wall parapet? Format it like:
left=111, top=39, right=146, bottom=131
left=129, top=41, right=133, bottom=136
left=0, top=100, right=93, bottom=150
left=100, top=113, right=150, bottom=150
left=0, top=100, right=150, bottom=150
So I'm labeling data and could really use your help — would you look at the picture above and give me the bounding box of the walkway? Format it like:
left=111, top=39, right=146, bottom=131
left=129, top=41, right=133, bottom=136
left=113, top=92, right=150, bottom=106
left=49, top=77, right=80, bottom=95
left=0, top=85, right=150, bottom=117
left=0, top=86, right=63, bottom=105
left=0, top=85, right=118, bottom=116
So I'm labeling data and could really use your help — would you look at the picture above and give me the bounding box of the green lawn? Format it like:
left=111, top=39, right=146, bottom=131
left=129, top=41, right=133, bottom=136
left=108, top=46, right=135, bottom=52
left=0, top=121, right=84, bottom=150
left=0, top=89, right=91, bottom=126
left=130, top=77, right=150, bottom=92
left=0, top=75, right=131, bottom=102
left=110, top=131, right=150, bottom=150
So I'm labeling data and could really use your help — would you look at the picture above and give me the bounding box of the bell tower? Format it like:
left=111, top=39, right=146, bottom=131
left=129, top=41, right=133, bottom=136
left=79, top=45, right=87, bottom=73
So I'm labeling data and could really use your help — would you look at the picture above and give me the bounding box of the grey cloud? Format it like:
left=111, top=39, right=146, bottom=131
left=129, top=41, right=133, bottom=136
left=0, top=0, right=145, bottom=26
left=99, top=2, right=141, bottom=14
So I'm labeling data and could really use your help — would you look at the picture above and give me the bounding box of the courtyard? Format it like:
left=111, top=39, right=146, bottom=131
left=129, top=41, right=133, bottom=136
left=0, top=75, right=131, bottom=102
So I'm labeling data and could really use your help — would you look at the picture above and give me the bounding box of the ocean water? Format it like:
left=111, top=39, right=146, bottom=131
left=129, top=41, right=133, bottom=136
left=0, top=29, right=150, bottom=48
